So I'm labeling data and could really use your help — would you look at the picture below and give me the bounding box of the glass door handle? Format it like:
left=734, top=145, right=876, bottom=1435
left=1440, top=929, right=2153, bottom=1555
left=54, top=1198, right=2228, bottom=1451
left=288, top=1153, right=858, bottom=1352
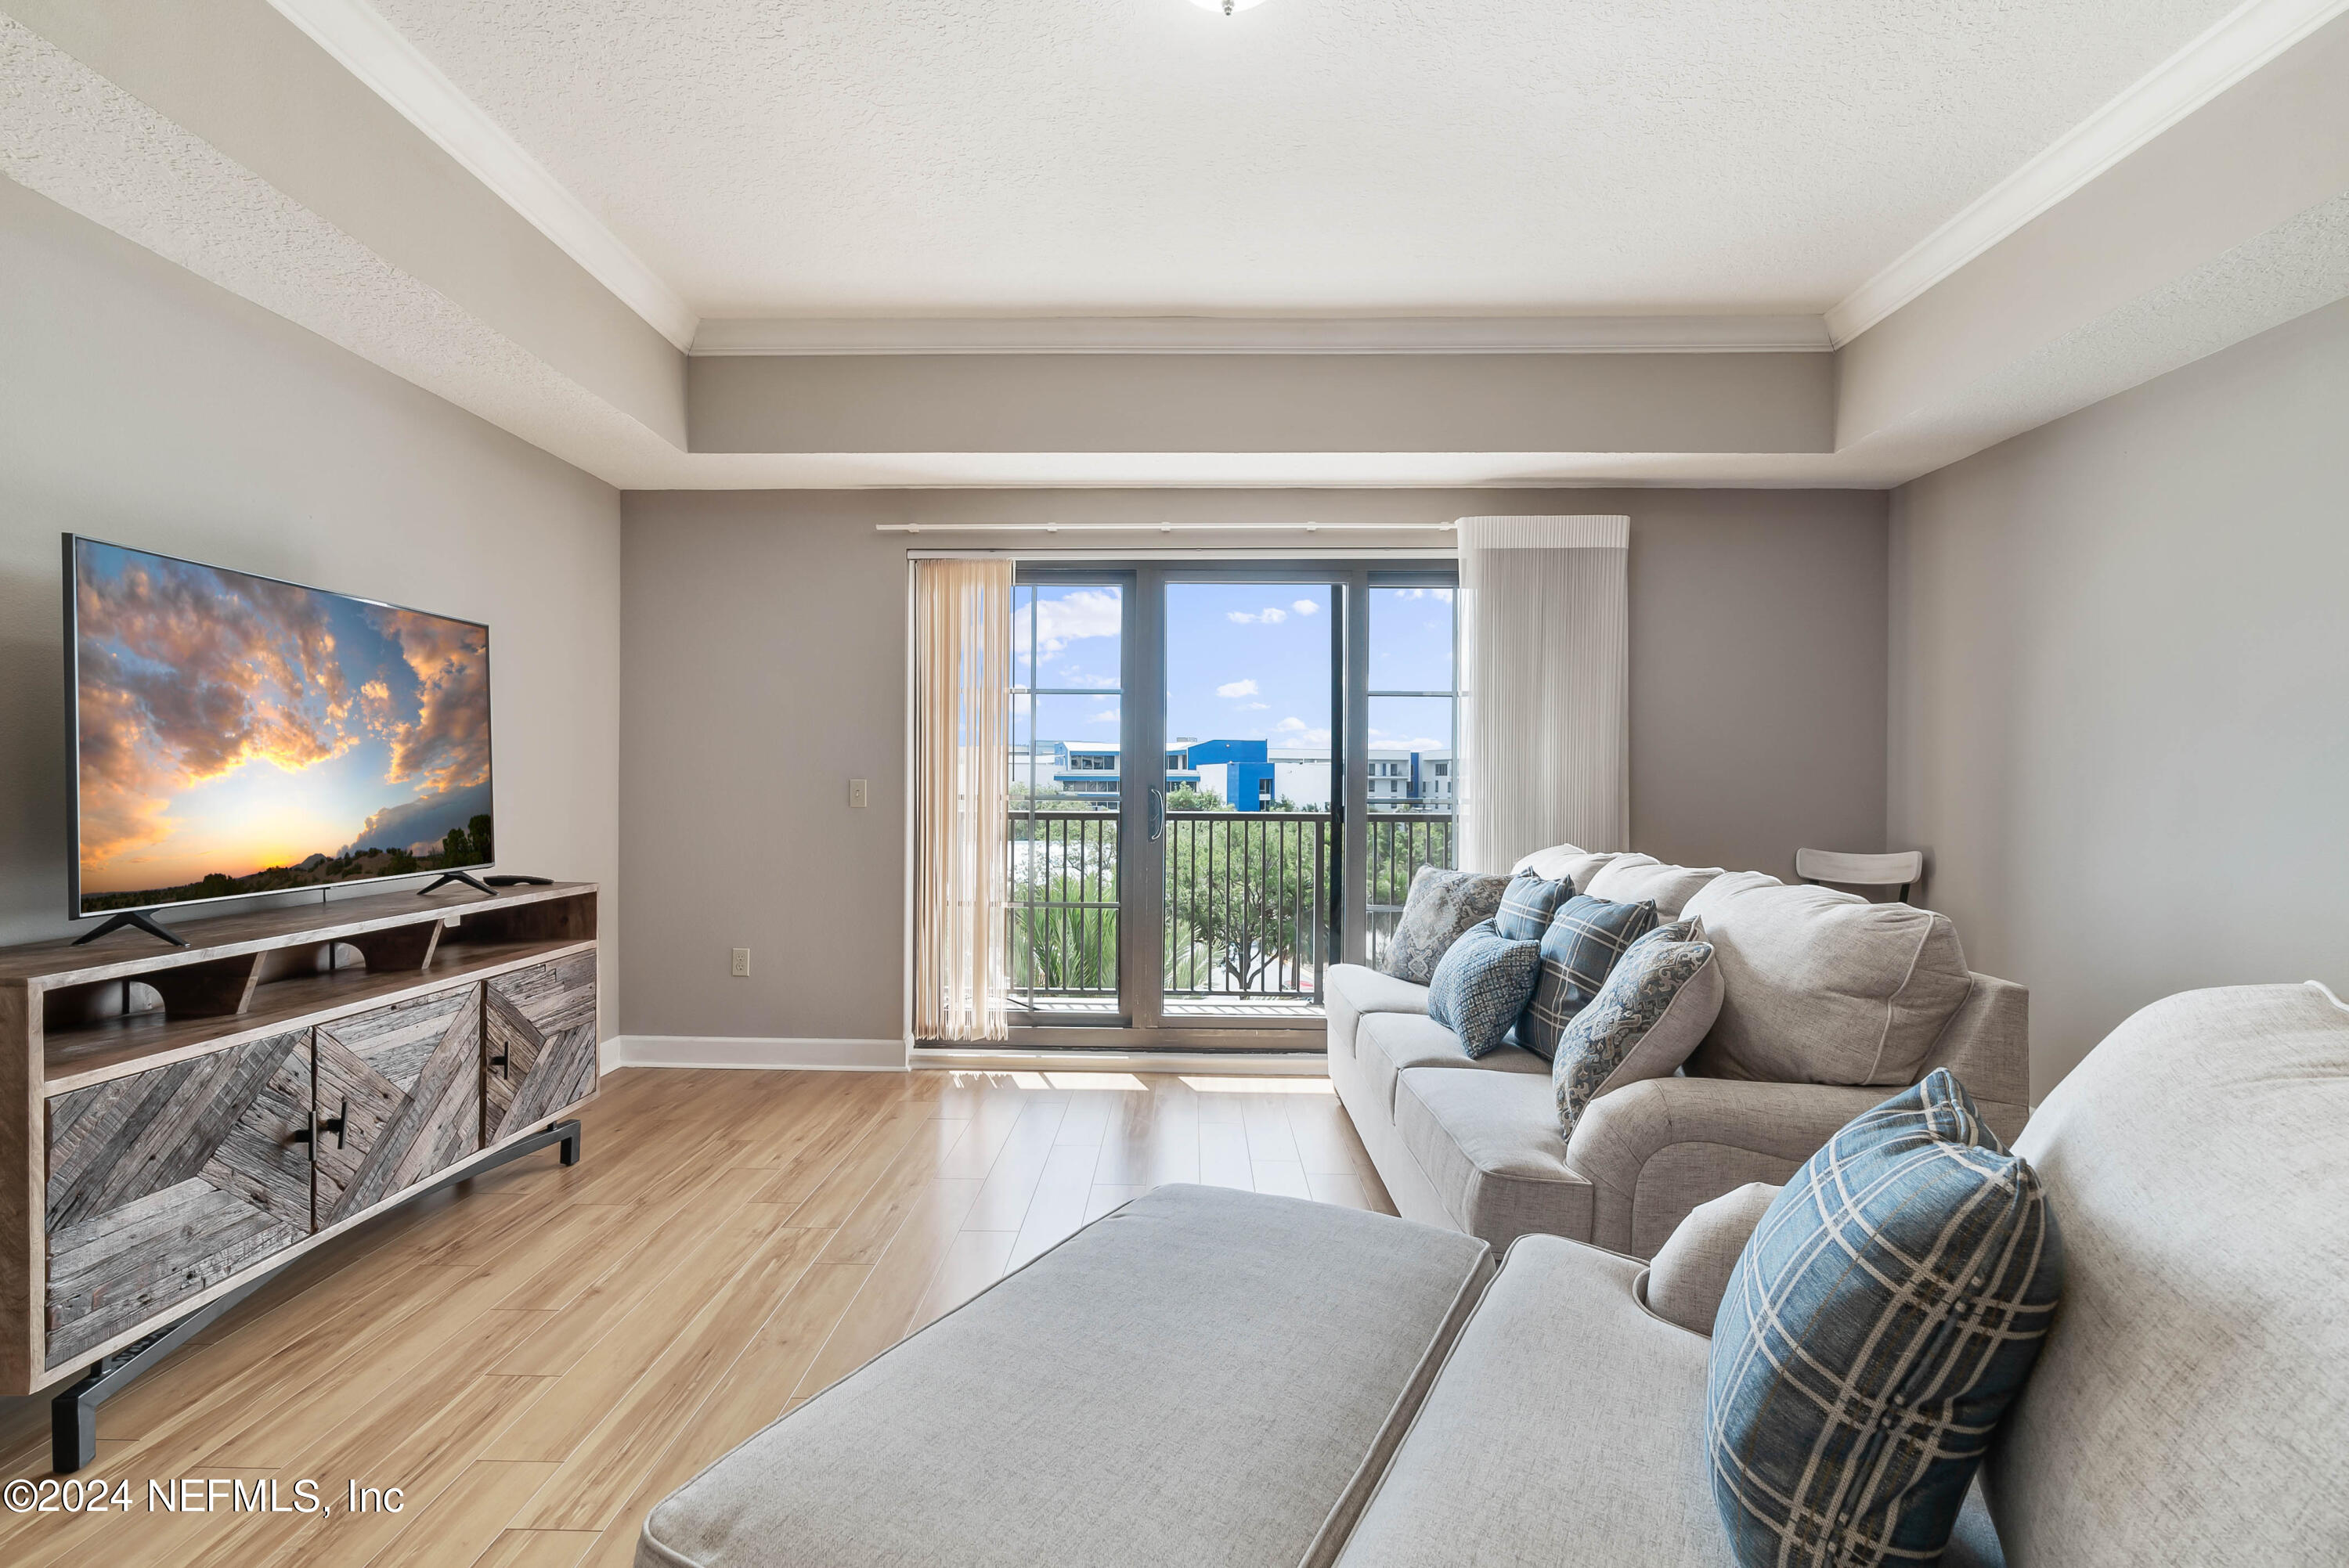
left=1148, top=787, right=1165, bottom=842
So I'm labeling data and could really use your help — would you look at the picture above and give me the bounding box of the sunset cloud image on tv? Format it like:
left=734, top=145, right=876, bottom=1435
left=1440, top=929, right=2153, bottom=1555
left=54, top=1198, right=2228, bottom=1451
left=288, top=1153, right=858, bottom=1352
left=71, top=538, right=493, bottom=914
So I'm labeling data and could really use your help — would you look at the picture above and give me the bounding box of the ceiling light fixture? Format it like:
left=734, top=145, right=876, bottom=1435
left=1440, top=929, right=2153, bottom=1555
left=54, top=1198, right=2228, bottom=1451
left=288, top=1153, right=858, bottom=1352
left=1188, top=0, right=1268, bottom=14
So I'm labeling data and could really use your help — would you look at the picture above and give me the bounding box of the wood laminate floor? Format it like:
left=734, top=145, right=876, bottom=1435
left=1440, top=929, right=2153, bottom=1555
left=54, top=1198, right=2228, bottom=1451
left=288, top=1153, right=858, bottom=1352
left=0, top=1065, right=1393, bottom=1567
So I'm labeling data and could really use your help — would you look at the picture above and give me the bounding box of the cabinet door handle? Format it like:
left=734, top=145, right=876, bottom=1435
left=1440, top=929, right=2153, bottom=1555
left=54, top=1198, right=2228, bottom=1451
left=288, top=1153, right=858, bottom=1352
left=319, top=1098, right=348, bottom=1150
left=489, top=1052, right=509, bottom=1076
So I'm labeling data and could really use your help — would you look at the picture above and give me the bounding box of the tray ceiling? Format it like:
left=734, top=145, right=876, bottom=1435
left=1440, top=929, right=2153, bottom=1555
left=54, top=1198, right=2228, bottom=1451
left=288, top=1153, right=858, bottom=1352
left=363, top=0, right=2240, bottom=319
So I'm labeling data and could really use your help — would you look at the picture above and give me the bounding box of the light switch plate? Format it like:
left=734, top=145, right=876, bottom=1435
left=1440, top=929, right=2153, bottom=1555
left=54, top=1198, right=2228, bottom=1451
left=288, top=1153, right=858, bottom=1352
left=731, top=947, right=751, bottom=977
left=849, top=778, right=869, bottom=809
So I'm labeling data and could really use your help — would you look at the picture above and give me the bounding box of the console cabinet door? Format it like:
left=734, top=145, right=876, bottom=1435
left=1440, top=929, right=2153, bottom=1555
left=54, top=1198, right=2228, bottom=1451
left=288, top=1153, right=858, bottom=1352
left=485, top=953, right=598, bottom=1141
left=44, top=1032, right=312, bottom=1369
left=313, top=986, right=482, bottom=1227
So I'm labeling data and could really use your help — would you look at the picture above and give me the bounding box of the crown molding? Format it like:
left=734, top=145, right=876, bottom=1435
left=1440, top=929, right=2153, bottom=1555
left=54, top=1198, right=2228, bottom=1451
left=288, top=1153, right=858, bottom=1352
left=1826, top=0, right=2349, bottom=346
left=688, top=314, right=1833, bottom=356
left=263, top=0, right=698, bottom=351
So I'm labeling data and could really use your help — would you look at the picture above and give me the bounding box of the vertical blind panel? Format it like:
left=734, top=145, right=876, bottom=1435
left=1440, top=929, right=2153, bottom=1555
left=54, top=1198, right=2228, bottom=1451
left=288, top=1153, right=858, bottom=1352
left=914, top=558, right=1016, bottom=1041
left=1457, top=517, right=1629, bottom=872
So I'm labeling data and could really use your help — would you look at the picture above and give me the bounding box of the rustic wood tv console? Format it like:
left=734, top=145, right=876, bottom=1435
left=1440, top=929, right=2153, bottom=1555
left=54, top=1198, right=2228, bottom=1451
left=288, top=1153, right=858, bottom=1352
left=1, top=881, right=599, bottom=1470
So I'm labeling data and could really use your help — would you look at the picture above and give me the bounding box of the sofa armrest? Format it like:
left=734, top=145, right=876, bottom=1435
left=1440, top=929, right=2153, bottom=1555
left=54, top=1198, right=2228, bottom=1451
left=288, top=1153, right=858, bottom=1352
left=1566, top=1076, right=1886, bottom=1258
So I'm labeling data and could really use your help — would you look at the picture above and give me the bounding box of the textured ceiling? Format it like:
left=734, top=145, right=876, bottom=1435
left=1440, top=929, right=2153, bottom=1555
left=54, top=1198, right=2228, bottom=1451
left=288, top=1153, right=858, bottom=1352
left=367, top=0, right=2239, bottom=319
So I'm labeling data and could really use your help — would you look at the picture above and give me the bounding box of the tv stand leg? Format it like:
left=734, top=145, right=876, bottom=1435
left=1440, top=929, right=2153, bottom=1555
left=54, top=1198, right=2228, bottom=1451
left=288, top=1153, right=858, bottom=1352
left=418, top=870, right=494, bottom=896
left=70, top=909, right=189, bottom=947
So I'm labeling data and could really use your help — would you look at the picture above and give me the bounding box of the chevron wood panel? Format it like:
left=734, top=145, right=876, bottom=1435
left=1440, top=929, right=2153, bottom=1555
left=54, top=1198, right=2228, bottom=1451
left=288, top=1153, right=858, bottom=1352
left=485, top=955, right=597, bottom=1142
left=43, top=1033, right=312, bottom=1367
left=314, top=987, right=482, bottom=1228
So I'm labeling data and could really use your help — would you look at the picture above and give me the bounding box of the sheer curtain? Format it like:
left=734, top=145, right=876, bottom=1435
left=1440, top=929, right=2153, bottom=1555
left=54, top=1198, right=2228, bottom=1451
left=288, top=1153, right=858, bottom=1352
left=913, top=558, right=1015, bottom=1041
left=1456, top=516, right=1629, bottom=873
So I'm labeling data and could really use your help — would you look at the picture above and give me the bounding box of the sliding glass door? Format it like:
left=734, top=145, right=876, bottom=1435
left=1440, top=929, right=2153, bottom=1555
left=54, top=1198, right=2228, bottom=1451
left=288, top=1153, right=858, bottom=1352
left=1006, top=561, right=1456, bottom=1049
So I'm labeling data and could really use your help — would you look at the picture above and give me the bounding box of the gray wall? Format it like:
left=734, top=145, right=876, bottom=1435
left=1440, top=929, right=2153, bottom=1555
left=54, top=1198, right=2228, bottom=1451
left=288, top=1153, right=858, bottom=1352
left=1889, top=297, right=2349, bottom=1098
left=0, top=179, right=624, bottom=1035
left=619, top=487, right=1886, bottom=1044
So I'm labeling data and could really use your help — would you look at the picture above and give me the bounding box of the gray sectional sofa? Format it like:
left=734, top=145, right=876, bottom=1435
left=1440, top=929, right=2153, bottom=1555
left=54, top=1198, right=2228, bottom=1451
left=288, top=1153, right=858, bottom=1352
left=639, top=982, right=2349, bottom=1566
left=1330, top=846, right=2032, bottom=1256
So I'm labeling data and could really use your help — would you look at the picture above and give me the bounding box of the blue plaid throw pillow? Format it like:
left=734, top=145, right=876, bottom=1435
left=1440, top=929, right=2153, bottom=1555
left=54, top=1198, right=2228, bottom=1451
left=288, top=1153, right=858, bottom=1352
left=1708, top=1070, right=2065, bottom=1568
left=1426, top=920, right=1543, bottom=1058
left=1515, top=894, right=1658, bottom=1061
left=1494, top=868, right=1572, bottom=941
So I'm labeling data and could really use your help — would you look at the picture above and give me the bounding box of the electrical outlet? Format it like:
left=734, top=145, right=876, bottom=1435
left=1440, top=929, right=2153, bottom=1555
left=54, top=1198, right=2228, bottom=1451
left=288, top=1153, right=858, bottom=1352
left=849, top=778, right=869, bottom=809
left=731, top=947, right=751, bottom=978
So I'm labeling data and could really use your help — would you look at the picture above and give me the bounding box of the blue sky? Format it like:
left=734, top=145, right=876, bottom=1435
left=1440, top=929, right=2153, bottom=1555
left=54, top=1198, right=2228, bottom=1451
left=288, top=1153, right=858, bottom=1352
left=1016, top=582, right=1453, bottom=755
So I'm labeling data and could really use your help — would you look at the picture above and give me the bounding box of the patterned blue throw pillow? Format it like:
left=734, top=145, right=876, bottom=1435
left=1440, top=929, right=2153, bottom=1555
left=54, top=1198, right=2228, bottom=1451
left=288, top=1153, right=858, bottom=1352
left=1515, top=894, right=1659, bottom=1060
left=1708, top=1070, right=2065, bottom=1568
left=1552, top=921, right=1719, bottom=1137
left=1494, top=868, right=1572, bottom=941
left=1426, top=920, right=1543, bottom=1058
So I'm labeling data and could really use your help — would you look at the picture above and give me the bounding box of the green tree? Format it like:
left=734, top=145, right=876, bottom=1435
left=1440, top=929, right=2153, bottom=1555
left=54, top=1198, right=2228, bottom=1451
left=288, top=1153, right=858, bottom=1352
left=199, top=872, right=234, bottom=896
left=442, top=828, right=469, bottom=863
left=384, top=848, right=419, bottom=876
left=1164, top=785, right=1225, bottom=811
left=467, top=814, right=494, bottom=862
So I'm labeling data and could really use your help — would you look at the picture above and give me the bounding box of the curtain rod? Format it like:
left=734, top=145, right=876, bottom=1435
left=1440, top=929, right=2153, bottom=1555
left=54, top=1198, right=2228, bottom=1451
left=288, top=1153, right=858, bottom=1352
left=875, top=521, right=1455, bottom=533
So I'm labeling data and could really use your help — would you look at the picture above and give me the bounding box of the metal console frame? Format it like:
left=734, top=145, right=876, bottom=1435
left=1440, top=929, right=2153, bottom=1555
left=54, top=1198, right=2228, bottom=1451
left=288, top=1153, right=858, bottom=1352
left=49, top=1116, right=583, bottom=1475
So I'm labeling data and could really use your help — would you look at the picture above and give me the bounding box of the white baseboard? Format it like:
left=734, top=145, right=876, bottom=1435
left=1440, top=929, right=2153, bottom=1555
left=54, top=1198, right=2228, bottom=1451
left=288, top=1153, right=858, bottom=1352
left=910, top=1047, right=1330, bottom=1076
left=609, top=1035, right=907, bottom=1072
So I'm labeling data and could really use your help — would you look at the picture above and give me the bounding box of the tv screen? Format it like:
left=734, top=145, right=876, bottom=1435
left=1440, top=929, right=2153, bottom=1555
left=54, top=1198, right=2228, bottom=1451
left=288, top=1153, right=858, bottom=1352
left=67, top=535, right=493, bottom=917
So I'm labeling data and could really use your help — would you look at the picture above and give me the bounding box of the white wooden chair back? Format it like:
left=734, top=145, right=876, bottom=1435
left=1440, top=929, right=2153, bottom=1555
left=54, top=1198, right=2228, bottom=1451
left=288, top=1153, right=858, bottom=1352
left=1794, top=847, right=1925, bottom=902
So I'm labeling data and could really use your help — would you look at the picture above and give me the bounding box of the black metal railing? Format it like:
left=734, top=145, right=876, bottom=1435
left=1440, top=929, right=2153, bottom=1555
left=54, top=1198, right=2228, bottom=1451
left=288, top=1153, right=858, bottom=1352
left=1365, top=812, right=1456, bottom=968
left=1164, top=812, right=1332, bottom=1004
left=1008, top=809, right=1120, bottom=1008
left=1005, top=806, right=1457, bottom=1010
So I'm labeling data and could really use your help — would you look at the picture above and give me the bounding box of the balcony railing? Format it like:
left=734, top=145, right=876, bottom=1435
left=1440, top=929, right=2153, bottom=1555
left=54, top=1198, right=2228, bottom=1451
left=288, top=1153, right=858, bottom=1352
left=1366, top=813, right=1457, bottom=968
left=1164, top=811, right=1332, bottom=1006
left=1005, top=807, right=1456, bottom=1013
left=1009, top=810, right=1119, bottom=1008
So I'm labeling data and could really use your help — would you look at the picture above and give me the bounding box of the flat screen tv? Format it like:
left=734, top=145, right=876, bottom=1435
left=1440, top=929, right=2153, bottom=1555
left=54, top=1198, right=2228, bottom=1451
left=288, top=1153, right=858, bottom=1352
left=65, top=535, right=494, bottom=930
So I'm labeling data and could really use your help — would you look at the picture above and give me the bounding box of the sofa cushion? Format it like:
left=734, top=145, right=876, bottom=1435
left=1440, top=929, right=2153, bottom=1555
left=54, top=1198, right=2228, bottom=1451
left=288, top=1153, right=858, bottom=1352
left=1381, top=867, right=1512, bottom=985
left=1709, top=1071, right=2061, bottom=1568
left=1427, top=921, right=1543, bottom=1058
left=639, top=1184, right=1493, bottom=1568
left=1358, top=1010, right=1546, bottom=1116
left=1338, top=1235, right=1724, bottom=1568
left=1513, top=842, right=1621, bottom=891
left=1495, top=867, right=1573, bottom=940
left=1553, top=922, right=1723, bottom=1137
left=1395, top=1067, right=1593, bottom=1247
left=1324, top=962, right=1430, bottom=1061
left=1642, top=1182, right=1780, bottom=1336
left=1987, top=983, right=2349, bottom=1567
left=1338, top=1236, right=2008, bottom=1568
left=1681, top=874, right=1972, bottom=1087
left=1519, top=894, right=1660, bottom=1061
left=1583, top=854, right=1726, bottom=917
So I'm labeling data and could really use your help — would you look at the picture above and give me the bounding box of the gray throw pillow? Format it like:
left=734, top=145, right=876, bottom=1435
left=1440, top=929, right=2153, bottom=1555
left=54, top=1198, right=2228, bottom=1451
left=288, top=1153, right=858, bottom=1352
left=1381, top=867, right=1511, bottom=985
left=1553, top=921, right=1723, bottom=1137
left=1426, top=921, right=1544, bottom=1058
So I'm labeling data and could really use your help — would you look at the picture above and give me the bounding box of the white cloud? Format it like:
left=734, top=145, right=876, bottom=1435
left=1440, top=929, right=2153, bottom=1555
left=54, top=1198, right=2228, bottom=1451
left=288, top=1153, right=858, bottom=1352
left=1033, top=589, right=1121, bottom=659
left=1215, top=678, right=1259, bottom=698
left=1392, top=587, right=1456, bottom=604
left=1241, top=701, right=1269, bottom=711
left=1086, top=708, right=1120, bottom=724
left=1293, top=600, right=1319, bottom=615
left=1226, top=606, right=1289, bottom=625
